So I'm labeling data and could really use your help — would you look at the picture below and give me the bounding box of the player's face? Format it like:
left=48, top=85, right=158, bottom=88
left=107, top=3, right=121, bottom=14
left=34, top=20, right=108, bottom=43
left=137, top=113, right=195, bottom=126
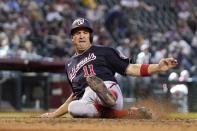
left=71, top=28, right=91, bottom=54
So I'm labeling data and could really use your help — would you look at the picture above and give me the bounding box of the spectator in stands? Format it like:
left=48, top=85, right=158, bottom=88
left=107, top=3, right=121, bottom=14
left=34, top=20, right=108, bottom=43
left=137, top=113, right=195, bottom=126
left=6, top=0, right=21, bottom=13
left=0, top=32, right=10, bottom=58
left=85, top=5, right=106, bottom=23
left=51, top=34, right=70, bottom=60
left=46, top=4, right=63, bottom=22
left=177, top=19, right=193, bottom=43
left=104, top=5, right=128, bottom=39
left=136, top=42, right=151, bottom=64
left=168, top=32, right=195, bottom=72
left=17, top=40, right=42, bottom=60
left=128, top=35, right=141, bottom=62
left=152, top=47, right=167, bottom=64
left=169, top=33, right=191, bottom=58
left=187, top=11, right=197, bottom=34
left=2, top=15, right=17, bottom=31
left=82, top=0, right=97, bottom=9
left=177, top=2, right=191, bottom=21
left=191, top=30, right=197, bottom=50
left=120, top=0, right=154, bottom=12
left=96, top=31, right=112, bottom=47
left=116, top=38, right=136, bottom=98
left=27, top=0, right=44, bottom=22
left=135, top=42, right=152, bottom=98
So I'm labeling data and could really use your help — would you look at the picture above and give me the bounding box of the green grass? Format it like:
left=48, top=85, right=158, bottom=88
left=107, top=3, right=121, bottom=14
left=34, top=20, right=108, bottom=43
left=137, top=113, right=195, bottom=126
left=169, top=113, right=197, bottom=119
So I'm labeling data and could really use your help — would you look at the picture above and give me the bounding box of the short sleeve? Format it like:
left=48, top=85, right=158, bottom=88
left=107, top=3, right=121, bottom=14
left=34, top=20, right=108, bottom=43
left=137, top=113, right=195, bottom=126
left=105, top=47, right=131, bottom=75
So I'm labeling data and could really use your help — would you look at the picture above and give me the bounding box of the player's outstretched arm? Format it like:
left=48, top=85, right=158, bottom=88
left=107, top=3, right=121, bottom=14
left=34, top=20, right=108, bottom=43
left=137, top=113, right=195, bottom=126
left=41, top=93, right=75, bottom=118
left=126, top=58, right=178, bottom=76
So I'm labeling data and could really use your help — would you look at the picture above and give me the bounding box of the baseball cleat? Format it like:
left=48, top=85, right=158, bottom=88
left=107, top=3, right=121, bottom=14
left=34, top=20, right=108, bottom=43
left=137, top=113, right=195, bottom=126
left=137, top=107, right=153, bottom=119
left=128, top=107, right=153, bottom=119
left=86, top=76, right=116, bottom=106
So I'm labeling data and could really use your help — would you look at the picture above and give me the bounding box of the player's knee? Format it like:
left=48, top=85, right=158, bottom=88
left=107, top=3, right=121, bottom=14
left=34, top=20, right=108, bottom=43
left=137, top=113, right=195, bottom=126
left=68, top=101, right=99, bottom=118
left=68, top=101, right=79, bottom=116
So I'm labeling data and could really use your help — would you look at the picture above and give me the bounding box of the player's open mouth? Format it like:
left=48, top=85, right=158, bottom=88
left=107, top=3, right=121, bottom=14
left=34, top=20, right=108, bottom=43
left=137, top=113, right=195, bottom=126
left=79, top=40, right=86, bottom=43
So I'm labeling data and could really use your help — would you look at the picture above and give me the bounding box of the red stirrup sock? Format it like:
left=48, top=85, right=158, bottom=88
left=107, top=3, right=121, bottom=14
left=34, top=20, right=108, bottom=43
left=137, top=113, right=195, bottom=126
left=94, top=104, right=129, bottom=118
left=107, top=109, right=129, bottom=118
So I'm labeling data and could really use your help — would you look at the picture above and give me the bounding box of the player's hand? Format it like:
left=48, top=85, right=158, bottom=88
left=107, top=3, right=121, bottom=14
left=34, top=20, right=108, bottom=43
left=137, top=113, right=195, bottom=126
left=158, top=58, right=178, bottom=72
left=40, top=112, right=56, bottom=118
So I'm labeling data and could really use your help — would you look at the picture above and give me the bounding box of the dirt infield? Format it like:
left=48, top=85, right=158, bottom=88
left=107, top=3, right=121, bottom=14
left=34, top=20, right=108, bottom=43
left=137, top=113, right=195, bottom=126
left=0, top=99, right=196, bottom=131
left=0, top=117, right=197, bottom=131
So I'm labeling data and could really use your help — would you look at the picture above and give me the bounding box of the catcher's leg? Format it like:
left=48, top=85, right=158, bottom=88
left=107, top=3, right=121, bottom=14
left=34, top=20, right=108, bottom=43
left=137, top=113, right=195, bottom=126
left=86, top=76, right=117, bottom=106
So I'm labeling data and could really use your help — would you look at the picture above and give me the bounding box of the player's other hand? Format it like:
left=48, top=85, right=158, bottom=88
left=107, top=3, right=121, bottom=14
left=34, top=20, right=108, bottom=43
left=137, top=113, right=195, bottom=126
left=40, top=112, right=56, bottom=118
left=158, top=58, right=178, bottom=72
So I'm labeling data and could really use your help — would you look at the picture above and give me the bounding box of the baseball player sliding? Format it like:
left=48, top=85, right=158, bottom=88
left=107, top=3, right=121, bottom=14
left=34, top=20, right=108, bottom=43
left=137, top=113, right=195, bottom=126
left=41, top=18, right=177, bottom=118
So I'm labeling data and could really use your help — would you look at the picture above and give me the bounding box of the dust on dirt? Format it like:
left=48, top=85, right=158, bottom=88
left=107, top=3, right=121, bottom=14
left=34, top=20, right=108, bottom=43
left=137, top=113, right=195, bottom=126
left=132, top=97, right=177, bottom=119
left=0, top=117, right=197, bottom=131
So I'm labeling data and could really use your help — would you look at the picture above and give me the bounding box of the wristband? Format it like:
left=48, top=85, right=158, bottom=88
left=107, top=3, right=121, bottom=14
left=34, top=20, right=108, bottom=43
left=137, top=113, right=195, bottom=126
left=140, top=64, right=150, bottom=76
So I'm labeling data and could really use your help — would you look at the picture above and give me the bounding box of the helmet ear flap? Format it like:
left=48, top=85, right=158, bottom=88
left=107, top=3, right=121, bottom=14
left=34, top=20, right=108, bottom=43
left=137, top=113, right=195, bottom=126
left=90, top=34, right=93, bottom=43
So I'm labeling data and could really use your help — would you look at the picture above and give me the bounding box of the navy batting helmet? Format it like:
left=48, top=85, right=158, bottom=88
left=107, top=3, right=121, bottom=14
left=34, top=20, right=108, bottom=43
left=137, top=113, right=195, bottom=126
left=70, top=18, right=93, bottom=36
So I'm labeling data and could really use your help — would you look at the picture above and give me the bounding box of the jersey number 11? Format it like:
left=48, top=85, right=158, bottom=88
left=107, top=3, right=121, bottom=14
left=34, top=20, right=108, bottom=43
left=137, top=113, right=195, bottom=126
left=83, top=64, right=96, bottom=77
